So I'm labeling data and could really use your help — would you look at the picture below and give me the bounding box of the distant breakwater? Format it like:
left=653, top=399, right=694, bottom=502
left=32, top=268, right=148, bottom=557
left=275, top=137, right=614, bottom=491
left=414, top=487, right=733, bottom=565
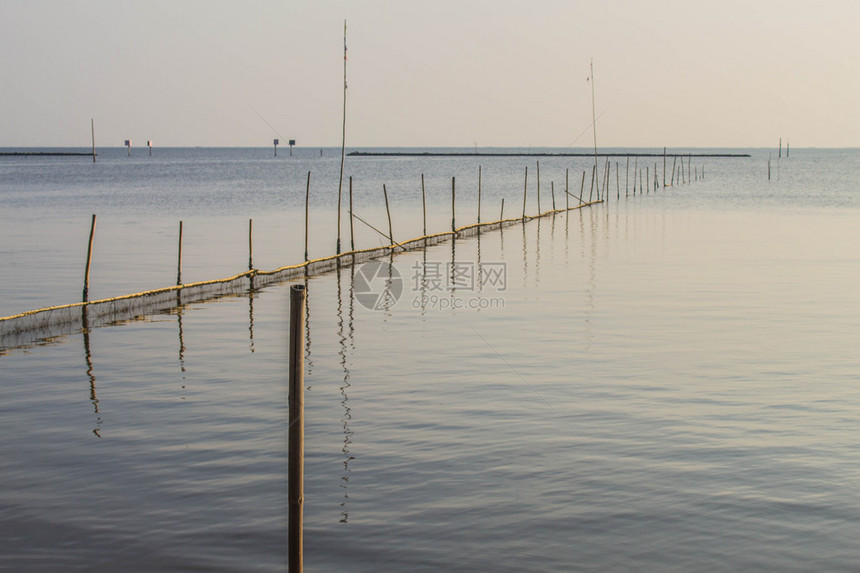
left=349, top=151, right=751, bottom=158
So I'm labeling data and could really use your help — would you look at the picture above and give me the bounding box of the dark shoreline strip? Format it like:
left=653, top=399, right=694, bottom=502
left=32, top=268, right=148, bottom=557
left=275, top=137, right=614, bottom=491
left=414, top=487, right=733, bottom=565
left=0, top=152, right=97, bottom=156
left=349, top=151, right=750, bottom=158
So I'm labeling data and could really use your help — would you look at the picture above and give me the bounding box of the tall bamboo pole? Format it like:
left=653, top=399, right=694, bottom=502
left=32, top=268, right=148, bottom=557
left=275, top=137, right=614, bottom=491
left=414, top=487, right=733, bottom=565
left=421, top=174, right=427, bottom=236
left=477, top=166, right=482, bottom=224
left=304, top=172, right=311, bottom=261
left=91, top=119, right=96, bottom=163
left=336, top=20, right=348, bottom=256
left=248, top=219, right=253, bottom=271
left=349, top=176, right=355, bottom=251
left=536, top=161, right=541, bottom=214
left=522, top=166, right=528, bottom=218
left=82, top=214, right=97, bottom=302
left=288, top=284, right=306, bottom=573
left=565, top=168, right=570, bottom=210
left=451, top=176, right=456, bottom=232
left=383, top=184, right=394, bottom=245
left=176, top=221, right=183, bottom=286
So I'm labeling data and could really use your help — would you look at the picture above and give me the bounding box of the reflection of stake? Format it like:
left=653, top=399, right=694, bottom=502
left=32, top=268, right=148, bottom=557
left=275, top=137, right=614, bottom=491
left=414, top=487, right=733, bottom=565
left=383, top=184, right=394, bottom=246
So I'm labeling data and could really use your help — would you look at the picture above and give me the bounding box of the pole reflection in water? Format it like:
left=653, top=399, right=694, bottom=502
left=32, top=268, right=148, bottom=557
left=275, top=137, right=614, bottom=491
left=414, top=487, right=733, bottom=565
left=82, top=306, right=102, bottom=438
left=521, top=220, right=527, bottom=289
left=248, top=288, right=256, bottom=354
left=336, top=262, right=354, bottom=523
left=177, top=307, right=187, bottom=400
left=535, top=218, right=542, bottom=288
left=304, top=273, right=313, bottom=377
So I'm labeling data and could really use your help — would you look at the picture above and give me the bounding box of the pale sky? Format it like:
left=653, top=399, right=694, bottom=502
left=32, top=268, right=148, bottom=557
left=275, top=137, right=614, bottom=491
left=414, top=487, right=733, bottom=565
left=1, top=0, right=857, bottom=148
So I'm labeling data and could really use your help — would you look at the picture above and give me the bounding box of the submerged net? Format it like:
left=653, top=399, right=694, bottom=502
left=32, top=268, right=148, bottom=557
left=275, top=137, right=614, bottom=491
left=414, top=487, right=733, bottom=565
left=0, top=202, right=599, bottom=352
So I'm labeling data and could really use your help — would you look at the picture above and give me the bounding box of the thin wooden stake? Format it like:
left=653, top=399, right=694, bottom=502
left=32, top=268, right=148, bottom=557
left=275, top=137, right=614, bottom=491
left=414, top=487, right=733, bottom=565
left=477, top=166, right=482, bottom=224
left=551, top=181, right=556, bottom=210
left=616, top=162, right=620, bottom=199
left=451, top=176, right=456, bottom=232
left=626, top=156, right=630, bottom=196
left=565, top=168, right=570, bottom=210
left=91, top=119, right=96, bottom=163
left=248, top=218, right=253, bottom=271
left=349, top=176, right=355, bottom=250
left=671, top=156, right=677, bottom=186
left=536, top=161, right=541, bottom=214
left=383, top=184, right=394, bottom=245
left=288, top=283, right=306, bottom=573
left=177, top=220, right=183, bottom=286
left=500, top=198, right=505, bottom=220
left=663, top=147, right=667, bottom=187
left=304, top=171, right=310, bottom=261
left=579, top=170, right=586, bottom=204
left=522, top=166, right=528, bottom=218
left=82, top=214, right=96, bottom=302
left=421, top=173, right=427, bottom=236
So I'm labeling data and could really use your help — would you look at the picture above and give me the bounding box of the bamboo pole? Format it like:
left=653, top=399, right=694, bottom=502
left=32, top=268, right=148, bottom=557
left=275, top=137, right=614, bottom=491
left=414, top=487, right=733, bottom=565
left=477, top=166, right=482, bottom=224
left=633, top=158, right=638, bottom=195
left=579, top=170, right=585, bottom=204
left=304, top=171, right=310, bottom=261
left=82, top=214, right=97, bottom=303
left=451, top=176, right=456, bottom=233
left=536, top=161, right=541, bottom=214
left=663, top=147, right=666, bottom=187
left=177, top=221, right=183, bottom=285
left=500, top=198, right=505, bottom=220
left=288, top=283, right=306, bottom=573
left=626, top=156, right=630, bottom=196
left=565, top=168, right=570, bottom=210
left=588, top=164, right=596, bottom=202
left=384, top=184, right=394, bottom=245
left=522, top=166, right=528, bottom=219
left=91, top=119, right=96, bottom=163
left=336, top=20, right=348, bottom=256
left=671, top=156, right=677, bottom=186
left=349, top=176, right=355, bottom=251
left=421, top=174, right=427, bottom=236
left=646, top=166, right=649, bottom=193
left=616, top=162, right=620, bottom=199
left=688, top=155, right=692, bottom=184
left=551, top=181, right=556, bottom=210
left=248, top=219, right=253, bottom=271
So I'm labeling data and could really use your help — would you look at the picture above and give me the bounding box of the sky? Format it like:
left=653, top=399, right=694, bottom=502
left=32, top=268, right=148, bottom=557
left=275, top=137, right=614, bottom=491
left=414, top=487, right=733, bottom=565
left=1, top=0, right=857, bottom=148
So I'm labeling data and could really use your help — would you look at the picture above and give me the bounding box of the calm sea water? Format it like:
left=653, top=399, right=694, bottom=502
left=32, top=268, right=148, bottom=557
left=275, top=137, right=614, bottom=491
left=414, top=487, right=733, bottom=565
left=1, top=147, right=859, bottom=571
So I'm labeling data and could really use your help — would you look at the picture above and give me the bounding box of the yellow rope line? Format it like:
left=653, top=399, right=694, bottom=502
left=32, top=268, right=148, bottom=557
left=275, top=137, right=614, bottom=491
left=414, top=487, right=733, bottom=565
left=1, top=200, right=601, bottom=323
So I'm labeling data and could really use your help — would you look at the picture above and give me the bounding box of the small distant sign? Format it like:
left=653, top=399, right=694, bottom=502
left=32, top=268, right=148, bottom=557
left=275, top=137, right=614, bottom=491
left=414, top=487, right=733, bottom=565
left=125, top=140, right=131, bottom=146
left=147, top=140, right=152, bottom=146
left=274, top=139, right=279, bottom=145
left=289, top=140, right=296, bottom=146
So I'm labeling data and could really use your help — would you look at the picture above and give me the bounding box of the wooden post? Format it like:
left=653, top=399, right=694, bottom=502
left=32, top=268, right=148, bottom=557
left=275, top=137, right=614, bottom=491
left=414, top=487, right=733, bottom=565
left=687, top=155, right=692, bottom=184
left=565, top=168, right=570, bottom=210
left=451, top=176, right=456, bottom=233
left=176, top=221, right=183, bottom=286
left=336, top=20, right=348, bottom=256
left=579, top=170, right=585, bottom=204
left=349, top=176, right=355, bottom=251
left=671, top=156, right=677, bottom=186
left=663, top=147, right=667, bottom=187
left=522, top=166, right=528, bottom=219
left=383, top=184, right=394, bottom=245
left=551, top=181, right=556, bottom=210
left=82, top=214, right=96, bottom=302
left=248, top=219, right=254, bottom=271
left=779, top=137, right=782, bottom=159
left=500, top=198, right=505, bottom=220
left=91, top=119, right=96, bottom=163
left=288, top=283, right=306, bottom=573
left=588, top=164, right=596, bottom=202
left=626, top=156, right=630, bottom=196
left=633, top=158, right=638, bottom=195
left=477, top=166, right=482, bottom=224
left=304, top=171, right=310, bottom=262
left=421, top=173, right=427, bottom=236
left=646, top=166, right=649, bottom=193
left=536, top=161, right=541, bottom=214
left=616, top=162, right=620, bottom=199
left=768, top=154, right=771, bottom=180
